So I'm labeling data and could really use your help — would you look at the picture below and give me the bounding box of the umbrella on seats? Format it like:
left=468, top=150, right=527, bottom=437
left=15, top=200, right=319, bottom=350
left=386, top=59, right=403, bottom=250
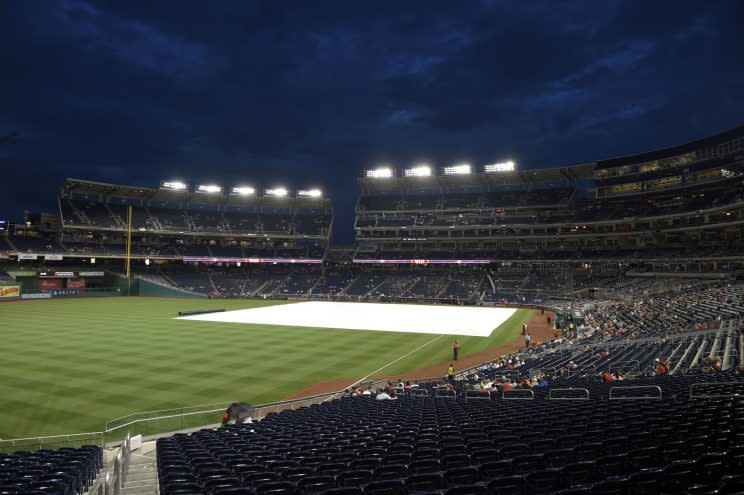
left=226, top=402, right=255, bottom=421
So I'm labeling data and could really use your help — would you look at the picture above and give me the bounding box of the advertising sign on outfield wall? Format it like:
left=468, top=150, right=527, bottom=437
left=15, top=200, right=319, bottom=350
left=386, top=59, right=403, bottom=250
left=39, top=279, right=63, bottom=290
left=0, top=285, right=20, bottom=299
left=44, top=254, right=64, bottom=261
left=21, top=293, right=52, bottom=299
left=17, top=253, right=38, bottom=260
left=67, top=280, right=87, bottom=289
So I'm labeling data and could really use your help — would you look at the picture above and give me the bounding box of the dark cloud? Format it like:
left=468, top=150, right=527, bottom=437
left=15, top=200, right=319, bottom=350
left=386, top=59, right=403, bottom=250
left=1, top=0, right=743, bottom=242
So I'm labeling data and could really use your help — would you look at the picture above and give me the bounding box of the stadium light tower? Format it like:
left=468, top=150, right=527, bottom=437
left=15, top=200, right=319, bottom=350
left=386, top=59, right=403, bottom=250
left=442, top=163, right=472, bottom=175
left=298, top=189, right=323, bottom=198
left=484, top=160, right=516, bottom=173
left=365, top=167, right=394, bottom=178
left=404, top=165, right=432, bottom=177
left=265, top=187, right=288, bottom=197
left=231, top=186, right=256, bottom=196
left=160, top=180, right=188, bottom=191
left=196, top=184, right=223, bottom=194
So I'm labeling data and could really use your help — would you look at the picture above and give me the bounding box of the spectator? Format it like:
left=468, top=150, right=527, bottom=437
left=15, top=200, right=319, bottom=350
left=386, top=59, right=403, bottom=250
left=375, top=389, right=391, bottom=400
left=654, top=359, right=669, bottom=375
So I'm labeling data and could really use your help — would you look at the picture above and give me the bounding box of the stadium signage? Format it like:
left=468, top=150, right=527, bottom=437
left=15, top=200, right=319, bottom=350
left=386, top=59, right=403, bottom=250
left=21, top=293, right=51, bottom=299
left=50, top=289, right=79, bottom=297
left=183, top=256, right=324, bottom=264
left=44, top=254, right=64, bottom=261
left=0, top=285, right=20, bottom=299
left=37, top=271, right=105, bottom=277
left=352, top=259, right=490, bottom=265
left=17, top=253, right=38, bottom=260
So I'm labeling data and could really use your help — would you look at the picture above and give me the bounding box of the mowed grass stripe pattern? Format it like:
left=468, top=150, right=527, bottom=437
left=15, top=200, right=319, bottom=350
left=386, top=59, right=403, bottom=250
left=0, top=297, right=530, bottom=438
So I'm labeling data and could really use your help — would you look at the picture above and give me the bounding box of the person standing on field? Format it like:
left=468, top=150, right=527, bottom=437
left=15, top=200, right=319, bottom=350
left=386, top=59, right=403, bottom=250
left=522, top=321, right=527, bottom=335
left=447, top=364, right=455, bottom=382
left=453, top=341, right=460, bottom=361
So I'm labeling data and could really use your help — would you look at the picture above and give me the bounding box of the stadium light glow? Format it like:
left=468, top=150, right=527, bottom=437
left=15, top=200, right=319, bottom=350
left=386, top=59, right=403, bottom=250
left=231, top=186, right=256, bottom=196
left=484, top=160, right=516, bottom=173
left=442, top=163, right=472, bottom=175
left=265, top=187, right=288, bottom=197
left=403, top=165, right=432, bottom=177
left=196, top=184, right=223, bottom=194
left=365, top=167, right=394, bottom=178
left=160, top=181, right=188, bottom=190
left=298, top=189, right=323, bottom=197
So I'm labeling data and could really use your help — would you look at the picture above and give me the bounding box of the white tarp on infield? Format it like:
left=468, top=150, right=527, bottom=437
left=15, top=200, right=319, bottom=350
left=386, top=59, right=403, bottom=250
left=177, top=301, right=517, bottom=337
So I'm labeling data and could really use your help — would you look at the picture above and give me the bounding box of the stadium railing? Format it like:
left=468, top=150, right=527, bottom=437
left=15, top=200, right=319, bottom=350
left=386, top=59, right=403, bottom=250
left=101, top=375, right=447, bottom=443
left=0, top=431, right=104, bottom=453
left=102, top=391, right=352, bottom=443
left=87, top=433, right=132, bottom=495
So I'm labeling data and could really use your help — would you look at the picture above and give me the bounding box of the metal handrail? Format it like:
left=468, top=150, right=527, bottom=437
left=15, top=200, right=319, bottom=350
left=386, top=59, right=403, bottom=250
left=434, top=389, right=457, bottom=398
left=104, top=389, right=348, bottom=434
left=548, top=388, right=590, bottom=400
left=689, top=381, right=744, bottom=399
left=0, top=432, right=104, bottom=452
left=501, top=388, right=535, bottom=400
left=87, top=433, right=131, bottom=495
left=106, top=401, right=235, bottom=428
left=465, top=390, right=491, bottom=400
left=609, top=385, right=662, bottom=400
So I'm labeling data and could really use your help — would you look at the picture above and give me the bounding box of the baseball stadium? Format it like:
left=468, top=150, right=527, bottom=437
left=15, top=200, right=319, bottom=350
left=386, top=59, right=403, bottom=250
left=1, top=124, right=744, bottom=495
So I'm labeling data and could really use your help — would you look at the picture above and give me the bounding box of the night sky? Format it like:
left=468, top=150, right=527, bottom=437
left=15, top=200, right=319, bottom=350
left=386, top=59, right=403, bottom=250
left=2, top=1, right=743, bottom=243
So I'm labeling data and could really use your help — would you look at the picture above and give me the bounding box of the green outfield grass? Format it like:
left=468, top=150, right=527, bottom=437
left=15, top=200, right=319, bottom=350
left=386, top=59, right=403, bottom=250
left=0, top=297, right=530, bottom=439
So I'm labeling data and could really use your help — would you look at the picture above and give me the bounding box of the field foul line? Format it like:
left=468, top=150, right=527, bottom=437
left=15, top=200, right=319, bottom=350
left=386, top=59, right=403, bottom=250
left=327, top=334, right=447, bottom=400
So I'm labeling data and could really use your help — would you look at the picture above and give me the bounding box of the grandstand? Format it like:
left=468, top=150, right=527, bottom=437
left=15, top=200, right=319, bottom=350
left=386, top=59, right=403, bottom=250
left=1, top=126, right=744, bottom=495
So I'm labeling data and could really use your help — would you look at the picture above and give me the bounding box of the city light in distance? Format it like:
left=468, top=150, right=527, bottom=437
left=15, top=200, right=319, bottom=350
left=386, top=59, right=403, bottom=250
left=442, top=163, right=472, bottom=175
left=196, top=184, right=223, bottom=194
left=160, top=181, right=188, bottom=190
left=365, top=167, right=394, bottom=178
left=231, top=186, right=256, bottom=196
left=298, top=189, right=322, bottom=197
left=484, top=160, right=516, bottom=173
left=404, top=165, right=432, bottom=177
left=265, top=187, right=288, bottom=196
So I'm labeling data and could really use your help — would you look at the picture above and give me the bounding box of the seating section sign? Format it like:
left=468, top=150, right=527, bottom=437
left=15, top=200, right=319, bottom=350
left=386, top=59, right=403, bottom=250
left=0, top=285, right=20, bottom=299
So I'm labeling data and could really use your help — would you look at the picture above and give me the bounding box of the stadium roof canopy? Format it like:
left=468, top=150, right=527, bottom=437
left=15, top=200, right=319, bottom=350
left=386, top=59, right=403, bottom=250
left=596, top=125, right=744, bottom=170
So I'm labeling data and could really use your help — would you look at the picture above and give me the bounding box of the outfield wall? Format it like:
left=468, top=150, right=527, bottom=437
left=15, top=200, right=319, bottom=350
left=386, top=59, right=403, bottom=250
left=134, top=278, right=203, bottom=298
